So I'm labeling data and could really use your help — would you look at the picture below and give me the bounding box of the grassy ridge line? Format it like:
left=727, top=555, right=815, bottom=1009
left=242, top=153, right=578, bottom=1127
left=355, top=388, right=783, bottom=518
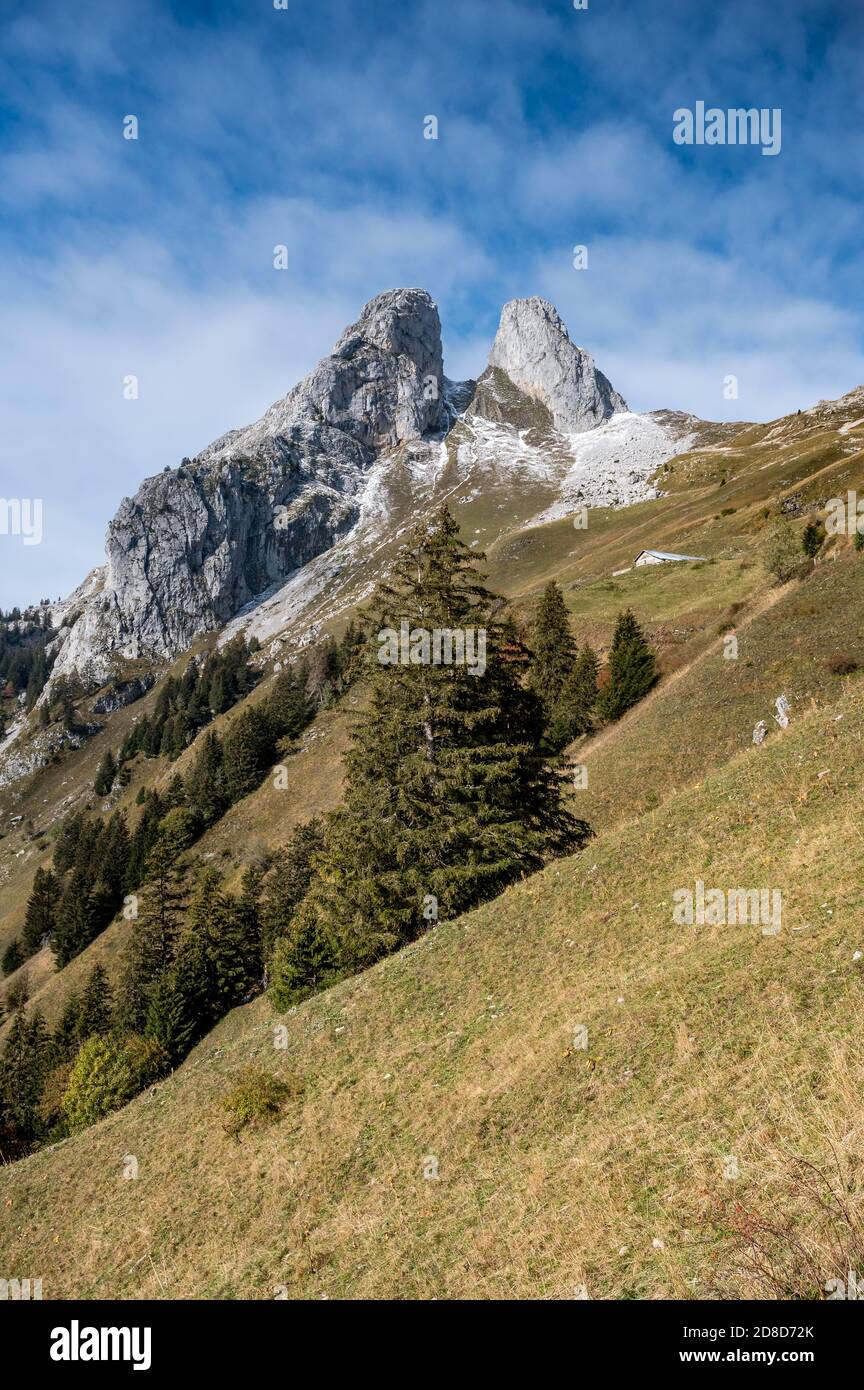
left=1, top=682, right=861, bottom=1300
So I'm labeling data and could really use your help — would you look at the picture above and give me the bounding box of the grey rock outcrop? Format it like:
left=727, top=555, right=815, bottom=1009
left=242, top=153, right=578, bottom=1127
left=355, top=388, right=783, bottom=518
left=62, top=289, right=446, bottom=670
left=487, top=297, right=626, bottom=433
left=91, top=675, right=156, bottom=715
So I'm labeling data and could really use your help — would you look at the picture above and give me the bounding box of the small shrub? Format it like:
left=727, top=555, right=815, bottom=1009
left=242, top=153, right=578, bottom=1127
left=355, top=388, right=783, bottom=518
left=854, top=531, right=864, bottom=552
left=802, top=521, right=825, bottom=558
left=62, top=1036, right=136, bottom=1131
left=707, top=1155, right=864, bottom=1300
left=764, top=518, right=803, bottom=583
left=220, top=1066, right=301, bottom=1135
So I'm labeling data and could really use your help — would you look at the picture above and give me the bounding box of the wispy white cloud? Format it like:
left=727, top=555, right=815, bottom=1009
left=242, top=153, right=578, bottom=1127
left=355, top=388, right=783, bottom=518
left=1, top=0, right=863, bottom=605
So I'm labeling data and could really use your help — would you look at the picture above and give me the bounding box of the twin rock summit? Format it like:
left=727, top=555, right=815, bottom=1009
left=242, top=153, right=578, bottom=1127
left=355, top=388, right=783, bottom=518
left=54, top=291, right=639, bottom=689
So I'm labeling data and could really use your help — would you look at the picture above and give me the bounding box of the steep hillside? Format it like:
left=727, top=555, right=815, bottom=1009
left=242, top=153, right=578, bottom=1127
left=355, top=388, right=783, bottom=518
left=1, top=660, right=861, bottom=1299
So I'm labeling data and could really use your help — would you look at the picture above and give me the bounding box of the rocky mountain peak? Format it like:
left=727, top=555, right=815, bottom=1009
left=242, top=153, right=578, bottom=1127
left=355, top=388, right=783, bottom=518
left=488, top=296, right=627, bottom=434
left=292, top=286, right=444, bottom=450
left=39, top=290, right=447, bottom=685
left=202, top=287, right=444, bottom=467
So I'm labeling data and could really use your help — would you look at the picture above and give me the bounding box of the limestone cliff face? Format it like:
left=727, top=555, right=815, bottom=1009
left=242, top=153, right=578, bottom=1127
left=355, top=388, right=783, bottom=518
left=58, top=289, right=445, bottom=677
left=486, top=297, right=626, bottom=433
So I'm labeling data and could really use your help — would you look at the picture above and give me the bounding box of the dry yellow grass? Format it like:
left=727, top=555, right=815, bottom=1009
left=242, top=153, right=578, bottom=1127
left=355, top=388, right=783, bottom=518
left=1, top=679, right=862, bottom=1299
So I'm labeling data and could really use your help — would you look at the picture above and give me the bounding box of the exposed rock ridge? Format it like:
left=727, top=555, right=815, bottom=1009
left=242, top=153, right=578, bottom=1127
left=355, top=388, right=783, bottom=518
left=487, top=296, right=627, bottom=433
left=61, top=289, right=446, bottom=672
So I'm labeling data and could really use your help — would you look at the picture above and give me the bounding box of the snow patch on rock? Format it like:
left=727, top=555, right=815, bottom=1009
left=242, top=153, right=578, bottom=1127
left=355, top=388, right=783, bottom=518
left=528, top=412, right=695, bottom=523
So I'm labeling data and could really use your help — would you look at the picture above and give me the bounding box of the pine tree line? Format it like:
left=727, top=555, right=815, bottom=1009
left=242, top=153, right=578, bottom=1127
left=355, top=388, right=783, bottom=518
left=2, top=629, right=363, bottom=980
left=0, top=606, right=56, bottom=733
left=0, top=845, right=269, bottom=1155
left=109, top=637, right=259, bottom=784
left=95, top=626, right=364, bottom=797
left=1, top=811, right=131, bottom=977
left=0, top=628, right=367, bottom=1152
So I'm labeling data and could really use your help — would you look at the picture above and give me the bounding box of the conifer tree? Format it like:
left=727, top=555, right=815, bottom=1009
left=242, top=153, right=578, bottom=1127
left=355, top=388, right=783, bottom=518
left=596, top=610, right=658, bottom=722
left=269, top=910, right=337, bottom=1009
left=802, top=520, right=824, bottom=558
left=529, top=580, right=576, bottom=709
left=51, top=992, right=82, bottom=1062
left=117, top=811, right=191, bottom=1033
left=171, top=868, right=259, bottom=1046
left=0, top=1007, right=49, bottom=1147
left=209, top=668, right=231, bottom=715
left=164, top=773, right=188, bottom=810
left=51, top=675, right=78, bottom=732
left=22, top=867, right=57, bottom=956
left=53, top=868, right=99, bottom=966
left=53, top=810, right=87, bottom=874
left=96, top=812, right=131, bottom=904
left=548, top=643, right=599, bottom=748
left=223, top=706, right=273, bottom=803
left=1, top=938, right=25, bottom=977
left=284, top=506, right=589, bottom=981
left=261, top=818, right=325, bottom=960
left=267, top=667, right=313, bottom=741
left=186, top=730, right=229, bottom=826
left=143, top=973, right=193, bottom=1065
left=26, top=649, right=47, bottom=710
left=94, top=748, right=117, bottom=796
left=235, top=863, right=265, bottom=982
left=125, top=790, right=165, bottom=888
left=76, top=963, right=113, bottom=1042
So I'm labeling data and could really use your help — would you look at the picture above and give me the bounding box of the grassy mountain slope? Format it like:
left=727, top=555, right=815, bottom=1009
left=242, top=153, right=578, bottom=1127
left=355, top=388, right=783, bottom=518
left=2, top=390, right=864, bottom=1298
left=1, top=671, right=861, bottom=1299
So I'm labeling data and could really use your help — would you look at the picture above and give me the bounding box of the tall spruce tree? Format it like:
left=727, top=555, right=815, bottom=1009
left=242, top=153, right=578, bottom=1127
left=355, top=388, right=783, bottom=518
left=171, top=868, right=259, bottom=1047
left=53, top=868, right=99, bottom=967
left=548, top=643, right=599, bottom=749
left=529, top=581, right=576, bottom=709
left=223, top=706, right=273, bottom=802
left=261, top=818, right=325, bottom=961
left=596, top=610, right=658, bottom=721
left=143, top=973, right=193, bottom=1065
left=76, top=963, right=113, bottom=1042
left=0, top=1007, right=49, bottom=1149
left=94, top=748, right=117, bottom=796
left=22, top=866, right=57, bottom=956
left=1, top=938, right=24, bottom=977
left=186, top=730, right=229, bottom=826
left=279, top=506, right=589, bottom=987
left=267, top=667, right=313, bottom=741
left=117, top=810, right=191, bottom=1033
left=51, top=992, right=82, bottom=1062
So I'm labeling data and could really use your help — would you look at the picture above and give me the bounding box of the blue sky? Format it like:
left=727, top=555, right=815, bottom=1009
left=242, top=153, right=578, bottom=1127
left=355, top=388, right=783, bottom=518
left=2, top=0, right=863, bottom=606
